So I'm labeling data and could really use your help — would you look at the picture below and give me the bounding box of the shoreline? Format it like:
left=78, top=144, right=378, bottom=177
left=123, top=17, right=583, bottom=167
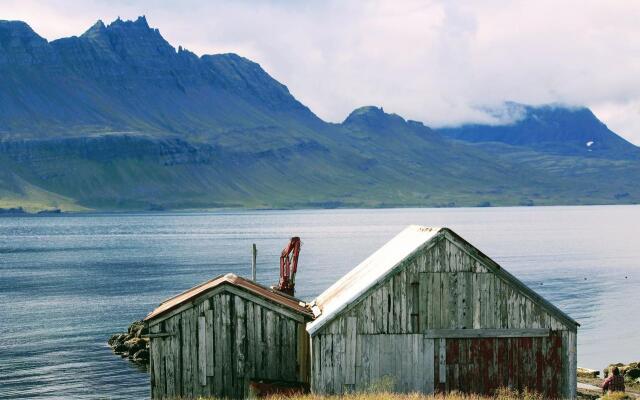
left=108, top=321, right=150, bottom=366
left=1, top=202, right=639, bottom=217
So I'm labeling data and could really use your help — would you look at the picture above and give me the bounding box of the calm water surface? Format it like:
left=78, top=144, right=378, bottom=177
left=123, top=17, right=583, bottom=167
left=0, top=206, right=638, bottom=399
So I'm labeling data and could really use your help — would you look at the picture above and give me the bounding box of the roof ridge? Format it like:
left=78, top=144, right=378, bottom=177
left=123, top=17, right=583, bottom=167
left=226, top=273, right=305, bottom=303
left=158, top=274, right=226, bottom=306
left=307, top=225, right=442, bottom=335
left=307, top=225, right=578, bottom=336
left=145, top=272, right=312, bottom=322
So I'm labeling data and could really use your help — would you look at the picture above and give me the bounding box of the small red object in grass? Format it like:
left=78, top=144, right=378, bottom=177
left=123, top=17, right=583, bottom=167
left=248, top=379, right=309, bottom=398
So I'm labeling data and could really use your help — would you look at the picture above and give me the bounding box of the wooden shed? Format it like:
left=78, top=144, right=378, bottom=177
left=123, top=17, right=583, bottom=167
left=144, top=273, right=314, bottom=399
left=306, top=226, right=578, bottom=399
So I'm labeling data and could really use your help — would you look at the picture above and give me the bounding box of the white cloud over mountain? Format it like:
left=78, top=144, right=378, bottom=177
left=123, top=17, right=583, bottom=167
left=2, top=0, right=639, bottom=144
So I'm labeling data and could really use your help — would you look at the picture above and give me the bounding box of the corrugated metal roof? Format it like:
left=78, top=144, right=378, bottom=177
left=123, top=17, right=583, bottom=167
left=307, top=225, right=578, bottom=335
left=144, top=273, right=313, bottom=321
left=307, top=225, right=442, bottom=335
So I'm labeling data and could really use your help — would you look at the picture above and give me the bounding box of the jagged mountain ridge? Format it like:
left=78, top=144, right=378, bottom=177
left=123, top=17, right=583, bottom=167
left=0, top=17, right=638, bottom=211
left=0, top=16, right=324, bottom=149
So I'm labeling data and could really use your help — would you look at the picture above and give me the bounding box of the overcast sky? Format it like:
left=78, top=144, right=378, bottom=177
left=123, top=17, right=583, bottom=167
left=2, top=0, right=640, bottom=144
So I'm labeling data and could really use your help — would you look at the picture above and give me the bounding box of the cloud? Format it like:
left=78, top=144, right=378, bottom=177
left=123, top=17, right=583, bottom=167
left=1, top=0, right=640, bottom=144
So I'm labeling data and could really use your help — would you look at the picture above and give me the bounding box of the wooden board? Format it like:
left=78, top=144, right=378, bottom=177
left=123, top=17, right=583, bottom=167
left=423, top=328, right=550, bottom=339
left=444, top=333, right=564, bottom=398
left=344, top=317, right=357, bottom=384
left=198, top=315, right=207, bottom=386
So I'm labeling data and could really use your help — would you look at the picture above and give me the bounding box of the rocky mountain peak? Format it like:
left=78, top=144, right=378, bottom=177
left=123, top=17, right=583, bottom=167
left=343, top=106, right=407, bottom=129
left=495, top=103, right=614, bottom=143
left=108, top=15, right=151, bottom=30
left=104, top=16, right=166, bottom=43
left=521, top=104, right=606, bottom=130
left=0, top=16, right=317, bottom=137
left=82, top=16, right=177, bottom=67
left=342, top=105, right=439, bottom=145
left=437, top=102, right=637, bottom=156
left=0, top=20, right=55, bottom=65
left=81, top=20, right=107, bottom=39
left=352, top=105, right=384, bottom=114
left=135, top=15, right=150, bottom=28
left=0, top=20, right=43, bottom=40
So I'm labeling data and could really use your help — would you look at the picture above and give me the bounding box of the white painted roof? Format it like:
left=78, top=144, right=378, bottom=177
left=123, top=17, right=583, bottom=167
left=306, top=225, right=442, bottom=335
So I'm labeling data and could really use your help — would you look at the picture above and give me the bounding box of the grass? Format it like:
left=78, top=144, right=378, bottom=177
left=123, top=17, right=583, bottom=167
left=0, top=188, right=88, bottom=212
left=195, top=388, right=550, bottom=400
left=2, top=128, right=640, bottom=213
left=0, top=165, right=89, bottom=212
left=261, top=389, right=545, bottom=400
left=601, top=393, right=633, bottom=400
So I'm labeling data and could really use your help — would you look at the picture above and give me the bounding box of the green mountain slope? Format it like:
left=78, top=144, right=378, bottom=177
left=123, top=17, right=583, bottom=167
left=0, top=17, right=638, bottom=211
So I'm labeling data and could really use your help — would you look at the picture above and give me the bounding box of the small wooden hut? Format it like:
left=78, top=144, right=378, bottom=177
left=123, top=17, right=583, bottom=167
left=306, top=226, right=578, bottom=399
left=144, top=273, right=314, bottom=399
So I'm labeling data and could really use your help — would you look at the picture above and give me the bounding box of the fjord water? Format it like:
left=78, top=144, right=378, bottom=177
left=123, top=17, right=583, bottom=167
left=0, top=206, right=638, bottom=399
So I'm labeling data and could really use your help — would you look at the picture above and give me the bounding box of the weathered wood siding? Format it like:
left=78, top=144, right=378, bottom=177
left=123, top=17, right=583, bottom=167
left=312, top=333, right=435, bottom=394
left=441, top=334, right=563, bottom=397
left=311, top=233, right=577, bottom=398
left=149, top=289, right=310, bottom=399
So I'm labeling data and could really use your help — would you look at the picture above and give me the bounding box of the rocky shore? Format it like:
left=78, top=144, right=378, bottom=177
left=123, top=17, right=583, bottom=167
left=576, top=362, right=640, bottom=400
left=604, top=362, right=640, bottom=383
left=108, top=320, right=150, bottom=365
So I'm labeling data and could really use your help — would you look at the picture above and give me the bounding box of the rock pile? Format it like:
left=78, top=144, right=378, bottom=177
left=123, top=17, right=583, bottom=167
left=577, top=367, right=600, bottom=378
left=108, top=320, right=149, bottom=364
left=604, top=362, right=640, bottom=383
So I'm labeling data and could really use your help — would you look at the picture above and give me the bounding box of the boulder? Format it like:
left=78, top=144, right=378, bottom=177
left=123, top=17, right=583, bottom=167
left=603, top=362, right=640, bottom=381
left=108, top=332, right=129, bottom=348
left=107, top=320, right=150, bottom=365
left=128, top=320, right=146, bottom=337
left=124, top=337, right=146, bottom=354
left=113, top=342, right=127, bottom=354
left=132, top=349, right=149, bottom=362
left=578, top=367, right=600, bottom=378
left=130, top=325, right=140, bottom=336
left=625, top=368, right=640, bottom=380
left=107, top=334, right=120, bottom=346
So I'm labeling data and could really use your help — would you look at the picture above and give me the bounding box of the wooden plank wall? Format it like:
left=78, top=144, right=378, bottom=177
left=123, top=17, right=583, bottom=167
left=441, top=333, right=562, bottom=398
left=311, top=235, right=577, bottom=398
left=325, top=236, right=568, bottom=335
left=149, top=291, right=310, bottom=399
left=311, top=333, right=434, bottom=394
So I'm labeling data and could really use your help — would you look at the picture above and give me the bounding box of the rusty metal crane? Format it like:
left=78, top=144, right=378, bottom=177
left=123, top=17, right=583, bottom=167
left=275, top=237, right=301, bottom=296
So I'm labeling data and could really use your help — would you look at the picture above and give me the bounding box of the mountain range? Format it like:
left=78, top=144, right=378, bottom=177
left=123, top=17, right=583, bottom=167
left=0, top=16, right=638, bottom=211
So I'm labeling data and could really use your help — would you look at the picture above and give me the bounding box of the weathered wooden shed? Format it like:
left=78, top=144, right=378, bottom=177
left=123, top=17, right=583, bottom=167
left=144, top=273, right=314, bottom=399
left=306, top=226, right=578, bottom=399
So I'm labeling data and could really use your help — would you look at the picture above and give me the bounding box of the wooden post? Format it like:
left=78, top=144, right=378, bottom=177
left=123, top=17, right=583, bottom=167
left=252, top=244, right=257, bottom=281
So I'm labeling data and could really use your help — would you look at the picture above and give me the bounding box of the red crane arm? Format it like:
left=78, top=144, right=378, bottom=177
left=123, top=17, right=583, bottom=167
left=277, top=237, right=301, bottom=296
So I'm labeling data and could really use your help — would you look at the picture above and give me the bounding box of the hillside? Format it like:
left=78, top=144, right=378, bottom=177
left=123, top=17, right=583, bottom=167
left=0, top=17, right=638, bottom=211
left=437, top=102, right=639, bottom=158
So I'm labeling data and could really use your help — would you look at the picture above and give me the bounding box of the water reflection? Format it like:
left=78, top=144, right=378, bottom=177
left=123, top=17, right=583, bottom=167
left=0, top=205, right=638, bottom=399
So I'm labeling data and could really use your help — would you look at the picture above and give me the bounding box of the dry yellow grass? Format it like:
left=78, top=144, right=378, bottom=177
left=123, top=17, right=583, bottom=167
left=601, top=393, right=633, bottom=400
left=235, top=388, right=545, bottom=400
